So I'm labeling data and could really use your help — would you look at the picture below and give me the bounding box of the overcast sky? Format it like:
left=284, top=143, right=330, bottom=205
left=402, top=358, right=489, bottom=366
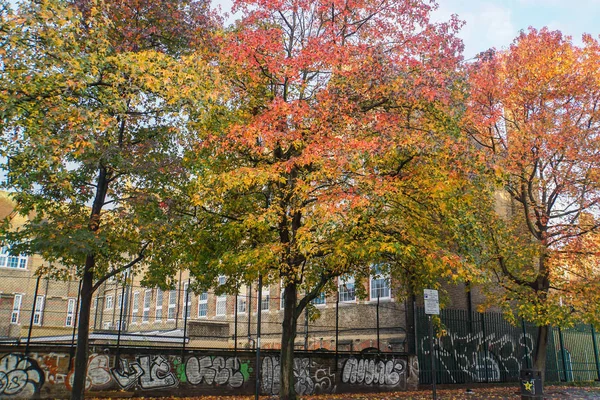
left=213, top=0, right=600, bottom=59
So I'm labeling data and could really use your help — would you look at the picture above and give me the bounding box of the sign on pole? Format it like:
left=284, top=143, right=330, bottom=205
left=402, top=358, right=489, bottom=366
left=423, top=288, right=439, bottom=315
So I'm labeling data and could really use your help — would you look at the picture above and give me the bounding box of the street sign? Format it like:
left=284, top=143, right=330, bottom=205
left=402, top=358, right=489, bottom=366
left=424, top=288, right=440, bottom=315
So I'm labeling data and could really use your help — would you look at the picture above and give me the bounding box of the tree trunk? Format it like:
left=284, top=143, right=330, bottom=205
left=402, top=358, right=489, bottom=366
left=280, top=283, right=298, bottom=400
left=533, top=324, right=549, bottom=384
left=71, top=254, right=95, bottom=400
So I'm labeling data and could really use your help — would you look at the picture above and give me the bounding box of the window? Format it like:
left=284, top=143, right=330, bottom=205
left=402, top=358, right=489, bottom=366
left=155, top=289, right=163, bottom=321
left=237, top=296, right=246, bottom=314
left=142, top=290, right=151, bottom=323
left=33, top=295, right=44, bottom=325
left=280, top=281, right=285, bottom=310
left=105, top=295, right=113, bottom=310
left=339, top=276, right=356, bottom=302
left=260, top=286, right=270, bottom=311
left=11, top=294, right=22, bottom=324
left=0, top=246, right=27, bottom=269
left=66, top=298, right=76, bottom=327
left=168, top=290, right=177, bottom=320
left=131, top=292, right=139, bottom=323
left=311, top=292, right=326, bottom=306
left=370, top=265, right=391, bottom=300
left=216, top=276, right=227, bottom=316
left=198, top=292, right=208, bottom=317
left=117, top=293, right=123, bottom=310
left=182, top=283, right=191, bottom=319
left=103, top=321, right=111, bottom=330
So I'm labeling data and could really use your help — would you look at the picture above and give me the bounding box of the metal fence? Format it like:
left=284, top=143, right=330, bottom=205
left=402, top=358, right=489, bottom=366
left=416, top=307, right=600, bottom=384
left=0, top=275, right=407, bottom=358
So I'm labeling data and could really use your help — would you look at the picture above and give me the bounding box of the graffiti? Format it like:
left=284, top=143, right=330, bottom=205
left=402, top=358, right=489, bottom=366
left=407, top=356, right=419, bottom=390
left=185, top=356, right=250, bottom=388
left=111, top=355, right=176, bottom=390
left=261, top=356, right=335, bottom=395
left=35, top=352, right=68, bottom=386
left=66, top=354, right=112, bottom=391
left=0, top=353, right=44, bottom=397
left=420, top=331, right=534, bottom=383
left=111, top=358, right=144, bottom=389
left=341, top=357, right=406, bottom=388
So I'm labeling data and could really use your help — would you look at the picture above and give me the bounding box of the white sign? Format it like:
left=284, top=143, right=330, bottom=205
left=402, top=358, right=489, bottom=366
left=424, top=289, right=440, bottom=315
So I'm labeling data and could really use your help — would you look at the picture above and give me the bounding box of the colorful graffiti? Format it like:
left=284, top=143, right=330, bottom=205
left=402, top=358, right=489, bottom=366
left=0, top=353, right=45, bottom=397
left=0, top=350, right=412, bottom=398
left=185, top=356, right=251, bottom=388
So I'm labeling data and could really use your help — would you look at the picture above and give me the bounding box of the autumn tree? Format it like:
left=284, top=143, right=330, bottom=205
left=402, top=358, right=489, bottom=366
left=170, top=1, right=464, bottom=398
left=464, top=28, right=600, bottom=379
left=0, top=0, right=218, bottom=398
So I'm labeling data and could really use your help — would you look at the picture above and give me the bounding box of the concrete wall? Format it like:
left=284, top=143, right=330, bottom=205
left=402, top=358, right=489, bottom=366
left=0, top=345, right=418, bottom=398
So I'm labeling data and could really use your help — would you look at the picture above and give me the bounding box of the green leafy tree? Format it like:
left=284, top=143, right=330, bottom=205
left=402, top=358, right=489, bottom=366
left=0, top=0, right=218, bottom=398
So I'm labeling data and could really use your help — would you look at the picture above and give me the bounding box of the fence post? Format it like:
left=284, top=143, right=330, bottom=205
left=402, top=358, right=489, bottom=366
left=247, top=283, right=252, bottom=345
left=69, top=280, right=82, bottom=368
left=335, top=287, right=339, bottom=370
left=255, top=274, right=263, bottom=400
left=481, top=313, right=489, bottom=383
left=376, top=294, right=380, bottom=351
left=522, top=318, right=530, bottom=369
left=181, top=278, right=190, bottom=362
left=591, top=325, right=600, bottom=381
left=558, top=326, right=568, bottom=382
left=115, top=272, right=127, bottom=363
left=25, top=275, right=41, bottom=355
left=234, top=291, right=238, bottom=355
left=304, top=307, right=309, bottom=350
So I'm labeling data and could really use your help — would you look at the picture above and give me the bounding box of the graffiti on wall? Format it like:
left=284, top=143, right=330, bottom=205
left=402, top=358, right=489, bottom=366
left=0, top=351, right=411, bottom=397
left=0, top=353, right=45, bottom=397
left=261, top=356, right=336, bottom=395
left=185, top=356, right=251, bottom=388
left=341, top=357, right=407, bottom=389
left=420, top=331, right=534, bottom=383
left=112, top=355, right=177, bottom=390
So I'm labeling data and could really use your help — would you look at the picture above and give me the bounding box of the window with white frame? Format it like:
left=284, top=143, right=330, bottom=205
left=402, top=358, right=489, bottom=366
left=279, top=280, right=285, bottom=310
left=66, top=298, right=76, bottom=327
left=311, top=292, right=326, bottom=306
left=33, top=295, right=44, bottom=325
left=168, top=290, right=177, bottom=320
left=198, top=292, right=208, bottom=317
left=142, top=290, right=151, bottom=322
left=182, top=283, right=191, bottom=318
left=11, top=294, right=22, bottom=324
left=370, top=265, right=391, bottom=300
left=105, top=295, right=113, bottom=310
left=131, top=292, right=139, bottom=323
left=237, top=287, right=247, bottom=314
left=338, top=276, right=356, bottom=302
left=0, top=246, right=27, bottom=269
left=155, top=289, right=163, bottom=321
left=117, top=293, right=123, bottom=310
left=260, top=286, right=270, bottom=311
left=216, top=276, right=227, bottom=316
left=103, top=321, right=111, bottom=330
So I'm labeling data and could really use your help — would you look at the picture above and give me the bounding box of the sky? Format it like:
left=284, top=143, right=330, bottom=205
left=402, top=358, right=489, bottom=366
left=212, top=0, right=600, bottom=59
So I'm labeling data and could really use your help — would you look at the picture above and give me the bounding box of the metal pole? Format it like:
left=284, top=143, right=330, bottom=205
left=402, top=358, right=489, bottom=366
left=247, top=283, right=252, bottom=345
left=522, top=318, right=530, bottom=369
left=234, top=291, right=238, bottom=354
left=428, top=315, right=437, bottom=400
left=413, top=296, right=418, bottom=355
left=304, top=306, right=309, bottom=350
left=115, top=272, right=127, bottom=362
left=591, top=325, right=600, bottom=381
left=558, top=326, right=568, bottom=382
left=25, top=275, right=41, bottom=355
left=182, top=278, right=190, bottom=361
left=376, top=293, right=380, bottom=351
left=255, top=275, right=262, bottom=400
left=481, top=313, right=489, bottom=383
left=335, top=288, right=339, bottom=366
left=69, top=280, right=83, bottom=367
